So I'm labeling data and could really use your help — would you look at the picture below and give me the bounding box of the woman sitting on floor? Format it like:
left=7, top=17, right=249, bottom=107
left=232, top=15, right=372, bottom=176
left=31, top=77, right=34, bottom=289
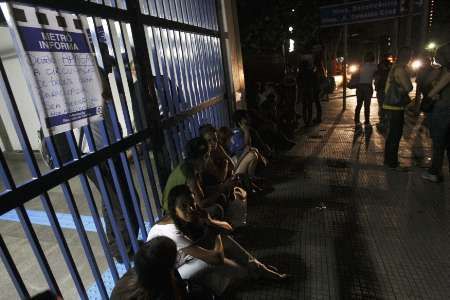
left=111, top=236, right=213, bottom=300
left=217, top=122, right=267, bottom=179
left=161, top=137, right=224, bottom=218
left=199, top=124, right=235, bottom=185
left=218, top=126, right=269, bottom=193
left=147, top=185, right=287, bottom=296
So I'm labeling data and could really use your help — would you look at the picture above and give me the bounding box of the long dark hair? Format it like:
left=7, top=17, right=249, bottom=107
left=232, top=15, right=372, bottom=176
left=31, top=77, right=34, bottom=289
left=167, top=185, right=207, bottom=242
left=114, top=237, right=179, bottom=300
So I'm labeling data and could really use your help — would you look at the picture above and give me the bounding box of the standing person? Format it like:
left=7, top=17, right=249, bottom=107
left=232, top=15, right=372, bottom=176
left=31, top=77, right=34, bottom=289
left=85, top=50, right=139, bottom=264
left=383, top=47, right=413, bottom=169
left=298, top=58, right=321, bottom=126
left=281, top=67, right=299, bottom=131
left=414, top=54, right=437, bottom=114
left=374, top=54, right=392, bottom=131
left=355, top=52, right=377, bottom=131
left=422, top=44, right=450, bottom=182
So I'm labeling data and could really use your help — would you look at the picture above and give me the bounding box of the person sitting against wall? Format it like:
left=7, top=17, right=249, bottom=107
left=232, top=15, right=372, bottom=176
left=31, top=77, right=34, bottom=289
left=161, top=137, right=224, bottom=218
left=147, top=185, right=288, bottom=296
left=217, top=126, right=268, bottom=193
left=111, top=236, right=213, bottom=300
left=238, top=109, right=296, bottom=154
left=199, top=124, right=235, bottom=186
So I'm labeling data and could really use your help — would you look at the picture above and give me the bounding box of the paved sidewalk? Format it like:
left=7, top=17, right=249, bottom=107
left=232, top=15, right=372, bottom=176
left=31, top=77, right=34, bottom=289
left=231, top=92, right=450, bottom=299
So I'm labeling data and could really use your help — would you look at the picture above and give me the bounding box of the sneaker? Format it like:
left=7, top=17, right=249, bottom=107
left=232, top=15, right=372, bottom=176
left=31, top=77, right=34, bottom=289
left=421, top=171, right=440, bottom=183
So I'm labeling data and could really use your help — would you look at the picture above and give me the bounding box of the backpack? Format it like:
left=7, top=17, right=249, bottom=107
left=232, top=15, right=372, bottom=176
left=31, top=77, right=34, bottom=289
left=384, top=65, right=411, bottom=107
left=229, top=128, right=245, bottom=156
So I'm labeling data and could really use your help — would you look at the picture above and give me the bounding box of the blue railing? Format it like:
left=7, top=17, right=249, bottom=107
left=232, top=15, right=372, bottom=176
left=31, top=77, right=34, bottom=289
left=0, top=0, right=230, bottom=298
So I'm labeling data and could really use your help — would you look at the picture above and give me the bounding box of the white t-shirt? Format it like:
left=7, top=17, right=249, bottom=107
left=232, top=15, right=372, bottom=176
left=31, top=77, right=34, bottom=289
left=359, top=62, right=377, bottom=84
left=146, top=223, right=194, bottom=266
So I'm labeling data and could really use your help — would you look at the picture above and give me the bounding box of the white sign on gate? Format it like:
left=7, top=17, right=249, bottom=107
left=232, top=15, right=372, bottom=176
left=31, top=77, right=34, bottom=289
left=1, top=3, right=104, bottom=136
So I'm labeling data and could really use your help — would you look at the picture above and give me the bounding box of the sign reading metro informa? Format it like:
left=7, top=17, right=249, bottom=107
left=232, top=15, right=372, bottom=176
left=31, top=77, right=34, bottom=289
left=1, top=3, right=104, bottom=136
left=320, top=0, right=424, bottom=27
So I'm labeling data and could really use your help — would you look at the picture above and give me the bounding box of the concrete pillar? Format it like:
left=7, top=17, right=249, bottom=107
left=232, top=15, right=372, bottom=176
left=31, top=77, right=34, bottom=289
left=219, top=0, right=246, bottom=109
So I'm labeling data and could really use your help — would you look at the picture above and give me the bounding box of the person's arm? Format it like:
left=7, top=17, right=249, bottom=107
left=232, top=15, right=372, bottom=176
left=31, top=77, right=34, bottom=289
left=186, top=176, right=205, bottom=205
left=395, top=67, right=413, bottom=93
left=218, top=144, right=236, bottom=170
left=241, top=125, right=252, bottom=152
left=205, top=214, right=233, bottom=232
left=205, top=158, right=227, bottom=183
left=428, top=68, right=450, bottom=98
left=182, top=234, right=225, bottom=265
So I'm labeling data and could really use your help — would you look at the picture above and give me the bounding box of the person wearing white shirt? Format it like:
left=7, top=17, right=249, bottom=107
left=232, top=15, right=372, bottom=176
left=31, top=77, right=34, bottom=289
left=355, top=52, right=377, bottom=130
left=147, top=185, right=287, bottom=296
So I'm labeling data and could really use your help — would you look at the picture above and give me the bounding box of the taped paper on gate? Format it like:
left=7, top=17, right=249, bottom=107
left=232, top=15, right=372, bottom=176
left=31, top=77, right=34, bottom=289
left=2, top=3, right=104, bottom=136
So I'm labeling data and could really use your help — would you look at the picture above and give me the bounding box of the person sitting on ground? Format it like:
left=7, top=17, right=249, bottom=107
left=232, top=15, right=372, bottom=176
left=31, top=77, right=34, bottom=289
left=230, top=112, right=269, bottom=177
left=111, top=236, right=213, bottom=300
left=147, top=185, right=288, bottom=296
left=243, top=108, right=296, bottom=153
left=217, top=126, right=268, bottom=193
left=161, top=137, right=223, bottom=217
left=199, top=124, right=235, bottom=185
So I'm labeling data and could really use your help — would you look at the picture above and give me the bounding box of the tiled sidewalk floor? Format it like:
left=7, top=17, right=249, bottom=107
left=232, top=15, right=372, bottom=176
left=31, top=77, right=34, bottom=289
left=0, top=91, right=448, bottom=299
left=230, top=92, right=449, bottom=299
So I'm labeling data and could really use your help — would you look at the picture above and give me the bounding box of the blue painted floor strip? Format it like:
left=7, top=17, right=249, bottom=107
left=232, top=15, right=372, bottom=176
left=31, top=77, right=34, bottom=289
left=87, top=261, right=129, bottom=299
left=0, top=209, right=104, bottom=232
left=1, top=209, right=152, bottom=299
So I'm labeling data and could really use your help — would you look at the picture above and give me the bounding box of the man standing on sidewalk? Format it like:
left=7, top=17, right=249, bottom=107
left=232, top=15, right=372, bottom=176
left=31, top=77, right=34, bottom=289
left=383, top=47, right=413, bottom=170
left=374, top=55, right=392, bottom=131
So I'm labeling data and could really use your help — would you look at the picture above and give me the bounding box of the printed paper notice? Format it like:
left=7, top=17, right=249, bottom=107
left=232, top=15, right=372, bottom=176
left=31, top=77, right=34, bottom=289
left=6, top=4, right=104, bottom=136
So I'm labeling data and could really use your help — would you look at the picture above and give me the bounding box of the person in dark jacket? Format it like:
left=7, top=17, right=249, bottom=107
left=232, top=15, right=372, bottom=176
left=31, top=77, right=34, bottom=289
left=383, top=47, right=413, bottom=169
left=298, top=58, right=321, bottom=126
left=374, top=55, right=392, bottom=130
left=421, top=43, right=450, bottom=182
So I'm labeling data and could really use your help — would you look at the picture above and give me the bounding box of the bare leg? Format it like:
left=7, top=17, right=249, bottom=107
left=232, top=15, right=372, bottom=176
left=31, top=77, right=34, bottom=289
left=235, top=151, right=258, bottom=176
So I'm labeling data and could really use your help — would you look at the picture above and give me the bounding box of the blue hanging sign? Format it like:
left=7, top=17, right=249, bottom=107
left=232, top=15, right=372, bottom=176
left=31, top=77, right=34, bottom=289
left=1, top=3, right=105, bottom=136
left=320, top=0, right=423, bottom=27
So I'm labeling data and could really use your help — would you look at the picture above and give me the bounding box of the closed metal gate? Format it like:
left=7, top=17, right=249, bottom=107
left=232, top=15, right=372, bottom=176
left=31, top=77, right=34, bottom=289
left=0, top=0, right=230, bottom=298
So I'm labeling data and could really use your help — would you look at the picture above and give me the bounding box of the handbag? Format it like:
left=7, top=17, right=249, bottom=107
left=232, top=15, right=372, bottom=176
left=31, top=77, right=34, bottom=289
left=384, top=66, right=411, bottom=107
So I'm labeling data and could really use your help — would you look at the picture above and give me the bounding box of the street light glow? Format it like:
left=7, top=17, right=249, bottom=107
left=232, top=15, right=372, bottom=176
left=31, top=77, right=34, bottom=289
left=411, top=59, right=423, bottom=71
left=289, top=39, right=295, bottom=52
left=288, top=26, right=294, bottom=32
left=426, top=42, right=436, bottom=50
left=348, top=64, right=359, bottom=74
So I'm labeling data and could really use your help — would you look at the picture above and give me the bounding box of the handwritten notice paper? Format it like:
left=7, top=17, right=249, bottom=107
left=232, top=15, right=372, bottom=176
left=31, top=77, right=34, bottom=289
left=8, top=4, right=104, bottom=136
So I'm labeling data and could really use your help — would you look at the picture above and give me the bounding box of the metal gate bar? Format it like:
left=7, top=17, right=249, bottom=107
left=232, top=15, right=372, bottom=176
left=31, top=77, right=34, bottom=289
left=0, top=0, right=231, bottom=297
left=0, top=54, right=87, bottom=298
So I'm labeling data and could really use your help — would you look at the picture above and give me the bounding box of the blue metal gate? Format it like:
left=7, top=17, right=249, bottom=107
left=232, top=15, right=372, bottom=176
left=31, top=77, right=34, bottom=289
left=0, top=0, right=230, bottom=298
